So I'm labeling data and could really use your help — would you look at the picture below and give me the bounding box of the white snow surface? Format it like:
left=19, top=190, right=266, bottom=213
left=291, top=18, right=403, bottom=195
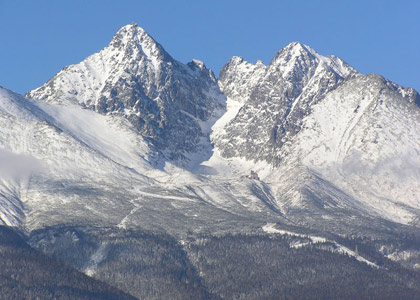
left=0, top=87, right=154, bottom=229
left=84, top=243, right=108, bottom=276
left=0, top=86, right=276, bottom=232
left=288, top=75, right=420, bottom=224
left=262, top=223, right=379, bottom=268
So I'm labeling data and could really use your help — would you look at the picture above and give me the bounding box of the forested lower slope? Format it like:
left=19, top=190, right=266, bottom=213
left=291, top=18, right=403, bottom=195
left=26, top=226, right=420, bottom=300
left=0, top=226, right=136, bottom=300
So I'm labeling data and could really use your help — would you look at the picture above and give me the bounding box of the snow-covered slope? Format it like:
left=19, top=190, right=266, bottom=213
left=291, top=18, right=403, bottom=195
left=0, top=87, right=284, bottom=234
left=0, top=86, right=155, bottom=228
left=288, top=74, right=420, bottom=224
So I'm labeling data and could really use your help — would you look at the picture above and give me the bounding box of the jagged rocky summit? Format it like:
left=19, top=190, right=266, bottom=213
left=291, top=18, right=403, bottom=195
left=27, top=23, right=225, bottom=161
left=211, top=41, right=420, bottom=226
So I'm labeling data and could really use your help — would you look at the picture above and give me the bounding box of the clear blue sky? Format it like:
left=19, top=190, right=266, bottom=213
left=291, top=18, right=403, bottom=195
left=1, top=0, right=419, bottom=94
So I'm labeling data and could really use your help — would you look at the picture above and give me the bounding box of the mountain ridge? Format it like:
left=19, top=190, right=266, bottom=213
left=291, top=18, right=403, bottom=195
left=1, top=23, right=418, bottom=231
left=1, top=24, right=420, bottom=291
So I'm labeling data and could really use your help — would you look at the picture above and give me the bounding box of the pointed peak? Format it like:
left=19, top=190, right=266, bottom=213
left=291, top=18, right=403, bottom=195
left=111, top=23, right=149, bottom=45
left=270, top=42, right=321, bottom=67
left=107, top=23, right=173, bottom=64
left=274, top=42, right=317, bottom=60
left=269, top=42, right=357, bottom=79
left=286, top=41, right=305, bottom=49
left=285, top=41, right=311, bottom=50
left=117, top=23, right=147, bottom=36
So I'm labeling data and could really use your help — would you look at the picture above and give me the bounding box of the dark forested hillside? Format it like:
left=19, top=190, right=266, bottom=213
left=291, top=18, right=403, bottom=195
left=0, top=226, right=136, bottom=300
left=186, top=234, right=420, bottom=300
left=26, top=226, right=420, bottom=300
left=29, top=227, right=215, bottom=300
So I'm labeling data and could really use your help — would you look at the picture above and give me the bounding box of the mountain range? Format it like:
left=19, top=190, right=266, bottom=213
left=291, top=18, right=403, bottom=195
left=1, top=23, right=420, bottom=299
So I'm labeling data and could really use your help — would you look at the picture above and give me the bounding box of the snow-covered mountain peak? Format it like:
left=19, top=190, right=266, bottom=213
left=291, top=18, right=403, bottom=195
left=278, top=41, right=313, bottom=55
left=269, top=41, right=357, bottom=81
left=113, top=22, right=145, bottom=37
left=110, top=23, right=147, bottom=43
left=27, top=24, right=225, bottom=163
left=27, top=24, right=171, bottom=106
left=213, top=43, right=358, bottom=164
left=269, top=42, right=316, bottom=67
left=218, top=56, right=266, bottom=94
left=109, top=23, right=173, bottom=65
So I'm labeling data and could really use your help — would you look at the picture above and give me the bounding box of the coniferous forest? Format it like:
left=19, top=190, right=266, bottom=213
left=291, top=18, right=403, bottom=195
left=2, top=225, right=419, bottom=300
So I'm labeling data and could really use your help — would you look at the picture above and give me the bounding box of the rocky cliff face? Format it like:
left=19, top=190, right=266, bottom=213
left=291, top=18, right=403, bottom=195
left=27, top=24, right=225, bottom=161
left=212, top=42, right=420, bottom=226
left=214, top=42, right=358, bottom=163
